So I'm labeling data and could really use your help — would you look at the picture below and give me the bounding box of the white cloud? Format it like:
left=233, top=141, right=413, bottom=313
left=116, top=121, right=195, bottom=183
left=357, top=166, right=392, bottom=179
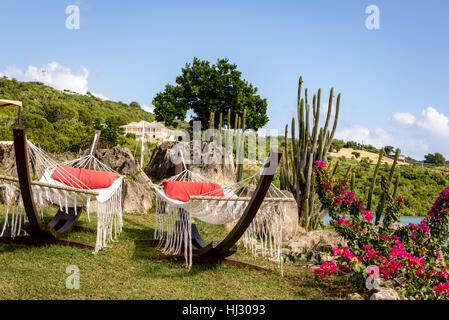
left=142, top=104, right=155, bottom=113
left=2, top=62, right=89, bottom=94
left=416, top=107, right=449, bottom=140
left=337, top=106, right=449, bottom=160
left=392, top=112, right=416, bottom=127
left=335, top=124, right=392, bottom=148
left=91, top=92, right=109, bottom=101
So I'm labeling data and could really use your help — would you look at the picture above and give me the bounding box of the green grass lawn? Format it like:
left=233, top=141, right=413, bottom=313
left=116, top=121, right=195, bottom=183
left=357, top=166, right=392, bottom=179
left=0, top=209, right=352, bottom=300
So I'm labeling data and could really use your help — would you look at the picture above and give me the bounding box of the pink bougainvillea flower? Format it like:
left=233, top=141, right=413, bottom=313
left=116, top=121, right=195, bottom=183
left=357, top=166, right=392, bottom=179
left=314, top=261, right=338, bottom=278
left=314, top=161, right=326, bottom=169
left=361, top=210, right=374, bottom=223
left=339, top=216, right=351, bottom=226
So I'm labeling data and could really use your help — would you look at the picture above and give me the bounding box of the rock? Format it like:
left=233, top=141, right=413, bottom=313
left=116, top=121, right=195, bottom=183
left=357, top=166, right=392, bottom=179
left=369, top=288, right=401, bottom=300
left=347, top=293, right=365, bottom=300
left=144, top=141, right=179, bottom=180
left=280, top=190, right=299, bottom=242
left=288, top=229, right=347, bottom=254
left=95, top=146, right=153, bottom=213
left=121, top=172, right=154, bottom=213
left=144, top=141, right=236, bottom=186
left=95, top=146, right=139, bottom=177
left=0, top=143, right=15, bottom=174
left=377, top=277, right=394, bottom=288
left=296, top=226, right=307, bottom=235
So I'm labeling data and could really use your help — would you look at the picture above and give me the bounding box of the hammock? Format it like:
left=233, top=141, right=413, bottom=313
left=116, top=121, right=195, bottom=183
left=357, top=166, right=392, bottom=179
left=153, top=151, right=290, bottom=270
left=0, top=139, right=123, bottom=253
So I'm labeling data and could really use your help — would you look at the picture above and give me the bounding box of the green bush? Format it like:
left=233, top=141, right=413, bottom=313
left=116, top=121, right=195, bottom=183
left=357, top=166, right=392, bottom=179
left=0, top=77, right=155, bottom=153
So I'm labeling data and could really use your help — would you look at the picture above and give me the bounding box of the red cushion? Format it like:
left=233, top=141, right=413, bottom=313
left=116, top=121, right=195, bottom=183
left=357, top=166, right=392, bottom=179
left=51, top=164, right=119, bottom=190
left=162, top=181, right=224, bottom=202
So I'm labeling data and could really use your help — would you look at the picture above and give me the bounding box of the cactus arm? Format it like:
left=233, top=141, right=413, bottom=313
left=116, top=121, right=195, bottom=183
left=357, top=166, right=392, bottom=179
left=375, top=148, right=400, bottom=223
left=324, top=93, right=341, bottom=155
left=367, top=148, right=384, bottom=211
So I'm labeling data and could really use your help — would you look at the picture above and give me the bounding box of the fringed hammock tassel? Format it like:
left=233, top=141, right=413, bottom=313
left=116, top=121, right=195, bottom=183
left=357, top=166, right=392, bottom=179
left=0, top=140, right=124, bottom=253
left=153, top=165, right=288, bottom=272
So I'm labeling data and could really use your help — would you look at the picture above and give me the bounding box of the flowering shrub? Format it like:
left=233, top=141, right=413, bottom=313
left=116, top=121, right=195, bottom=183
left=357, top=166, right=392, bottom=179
left=313, top=161, right=449, bottom=300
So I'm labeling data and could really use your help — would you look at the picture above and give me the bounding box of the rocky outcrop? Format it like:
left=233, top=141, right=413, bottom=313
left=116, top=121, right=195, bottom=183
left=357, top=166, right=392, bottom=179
left=121, top=172, right=154, bottom=213
left=369, top=288, right=401, bottom=300
left=281, top=190, right=299, bottom=242
left=347, top=293, right=365, bottom=300
left=0, top=143, right=15, bottom=174
left=144, top=141, right=179, bottom=180
left=288, top=229, right=347, bottom=254
left=95, top=146, right=153, bottom=213
left=95, top=146, right=140, bottom=177
left=145, top=141, right=236, bottom=186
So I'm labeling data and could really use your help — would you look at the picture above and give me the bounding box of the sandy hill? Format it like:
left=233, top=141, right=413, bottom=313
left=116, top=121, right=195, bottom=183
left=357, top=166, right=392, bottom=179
left=328, top=148, right=408, bottom=166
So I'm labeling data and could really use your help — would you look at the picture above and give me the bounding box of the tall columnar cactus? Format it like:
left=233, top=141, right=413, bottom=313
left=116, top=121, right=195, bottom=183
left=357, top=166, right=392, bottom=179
left=209, top=111, right=215, bottom=130
left=207, top=110, right=247, bottom=182
left=367, top=148, right=384, bottom=211
left=375, top=148, right=401, bottom=223
left=280, top=76, right=341, bottom=230
left=236, top=109, right=246, bottom=182
left=218, top=112, right=223, bottom=133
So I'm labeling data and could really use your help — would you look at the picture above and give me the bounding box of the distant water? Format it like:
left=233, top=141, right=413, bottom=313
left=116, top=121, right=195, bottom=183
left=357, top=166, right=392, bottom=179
left=322, top=215, right=425, bottom=226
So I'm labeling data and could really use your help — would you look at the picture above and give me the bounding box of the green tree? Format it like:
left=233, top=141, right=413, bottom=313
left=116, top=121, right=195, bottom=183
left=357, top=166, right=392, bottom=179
left=78, top=107, right=95, bottom=126
left=129, top=101, right=141, bottom=109
left=424, top=153, right=446, bottom=166
left=331, top=139, right=345, bottom=152
left=42, top=102, right=78, bottom=123
left=108, top=114, right=129, bottom=126
left=384, top=145, right=394, bottom=156
left=344, top=141, right=360, bottom=150
left=352, top=151, right=361, bottom=159
left=97, top=118, right=124, bottom=147
left=152, top=57, right=269, bottom=130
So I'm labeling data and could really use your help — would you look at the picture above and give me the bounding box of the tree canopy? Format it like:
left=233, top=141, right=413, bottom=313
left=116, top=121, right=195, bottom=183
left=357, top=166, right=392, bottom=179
left=424, top=153, right=446, bottom=166
left=152, top=58, right=269, bottom=130
left=383, top=145, right=394, bottom=156
left=0, top=77, right=155, bottom=153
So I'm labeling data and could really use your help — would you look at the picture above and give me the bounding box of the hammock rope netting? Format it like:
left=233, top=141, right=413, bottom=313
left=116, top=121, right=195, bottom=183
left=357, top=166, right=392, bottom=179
left=153, top=151, right=289, bottom=271
left=0, top=140, right=123, bottom=252
left=0, top=142, right=289, bottom=271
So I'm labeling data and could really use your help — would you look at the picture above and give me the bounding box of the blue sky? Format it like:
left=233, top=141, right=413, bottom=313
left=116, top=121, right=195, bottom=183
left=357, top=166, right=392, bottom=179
left=0, top=0, right=448, bottom=160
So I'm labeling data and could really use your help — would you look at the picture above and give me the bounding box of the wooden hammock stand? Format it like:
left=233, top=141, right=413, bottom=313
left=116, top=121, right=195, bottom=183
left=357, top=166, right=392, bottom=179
left=141, top=148, right=284, bottom=272
left=0, top=100, right=99, bottom=249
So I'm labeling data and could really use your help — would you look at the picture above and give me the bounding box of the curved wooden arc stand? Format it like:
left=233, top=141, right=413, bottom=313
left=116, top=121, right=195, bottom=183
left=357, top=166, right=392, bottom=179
left=141, top=149, right=282, bottom=272
left=0, top=127, right=100, bottom=249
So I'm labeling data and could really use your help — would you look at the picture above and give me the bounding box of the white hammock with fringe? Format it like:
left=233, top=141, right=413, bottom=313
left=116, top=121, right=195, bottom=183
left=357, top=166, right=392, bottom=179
left=0, top=140, right=123, bottom=253
left=153, top=152, right=290, bottom=271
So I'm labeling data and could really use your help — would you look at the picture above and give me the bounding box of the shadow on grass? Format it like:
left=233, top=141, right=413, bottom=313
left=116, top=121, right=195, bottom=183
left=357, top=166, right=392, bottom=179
left=284, top=267, right=354, bottom=300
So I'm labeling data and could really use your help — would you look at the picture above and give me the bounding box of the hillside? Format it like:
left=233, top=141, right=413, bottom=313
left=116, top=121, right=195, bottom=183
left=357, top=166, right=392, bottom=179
left=327, top=155, right=449, bottom=217
left=329, top=148, right=408, bottom=166
left=0, top=77, right=155, bottom=153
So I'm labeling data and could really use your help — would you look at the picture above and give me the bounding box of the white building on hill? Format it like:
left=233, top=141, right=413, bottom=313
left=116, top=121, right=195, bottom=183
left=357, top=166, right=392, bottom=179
left=121, top=120, right=174, bottom=142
